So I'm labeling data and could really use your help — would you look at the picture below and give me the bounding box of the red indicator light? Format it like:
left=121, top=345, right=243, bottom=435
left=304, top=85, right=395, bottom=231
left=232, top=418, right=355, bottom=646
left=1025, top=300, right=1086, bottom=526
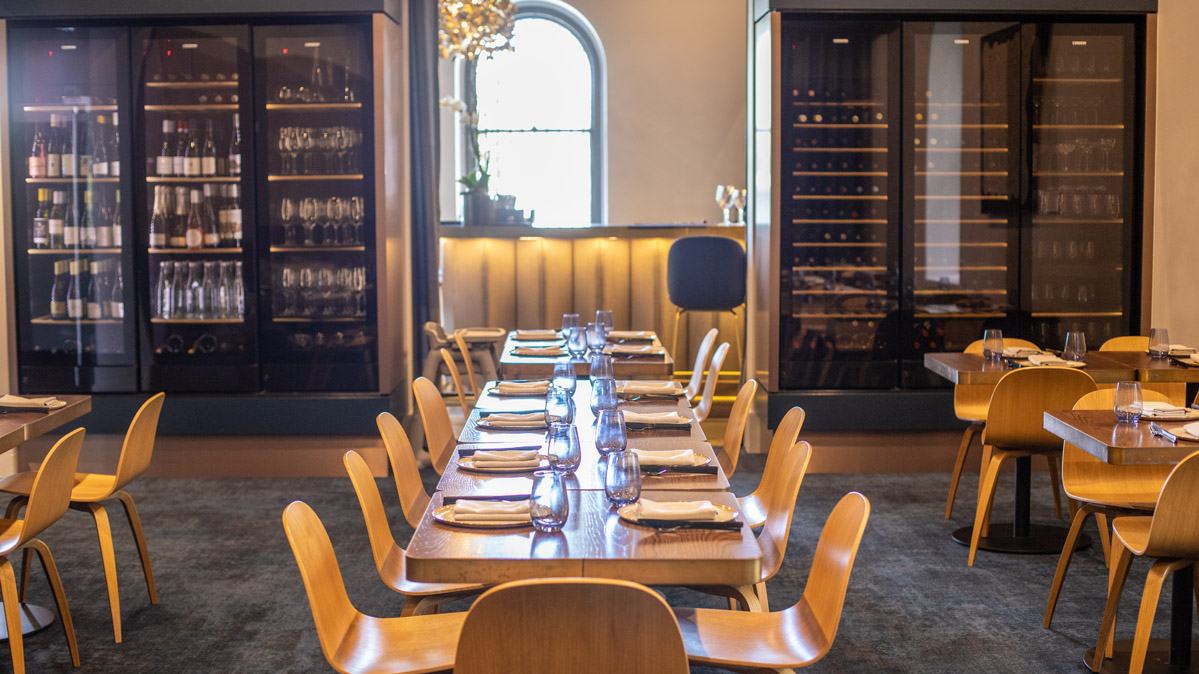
left=48, top=50, right=53, bottom=56
left=282, top=48, right=288, bottom=54
left=166, top=50, right=172, bottom=56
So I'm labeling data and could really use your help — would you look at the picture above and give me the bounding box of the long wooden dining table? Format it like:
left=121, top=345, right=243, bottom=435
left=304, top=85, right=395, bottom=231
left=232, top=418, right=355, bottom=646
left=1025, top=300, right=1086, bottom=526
left=404, top=379, right=761, bottom=586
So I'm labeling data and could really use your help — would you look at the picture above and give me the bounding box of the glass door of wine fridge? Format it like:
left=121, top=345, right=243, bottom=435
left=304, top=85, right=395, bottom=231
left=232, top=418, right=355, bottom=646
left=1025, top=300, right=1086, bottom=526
left=901, top=22, right=1021, bottom=386
left=8, top=26, right=137, bottom=392
left=777, top=18, right=900, bottom=388
left=1024, top=23, right=1137, bottom=351
left=254, top=23, right=377, bottom=391
left=133, top=25, right=258, bottom=391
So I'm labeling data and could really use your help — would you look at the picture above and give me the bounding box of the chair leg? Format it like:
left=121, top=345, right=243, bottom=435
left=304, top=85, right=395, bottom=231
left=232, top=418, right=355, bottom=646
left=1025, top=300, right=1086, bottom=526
left=0, top=559, right=24, bottom=674
left=78, top=502, right=122, bottom=643
left=945, top=423, right=981, bottom=520
left=1044, top=503, right=1096, bottom=628
left=969, top=451, right=1006, bottom=566
left=1095, top=513, right=1112, bottom=567
left=3, top=496, right=25, bottom=521
left=16, top=548, right=32, bottom=603
left=1092, top=544, right=1135, bottom=672
left=115, top=491, right=158, bottom=604
left=730, top=307, right=744, bottom=368
left=1045, top=455, right=1063, bottom=520
left=399, top=596, right=417, bottom=617
left=977, top=444, right=994, bottom=505
left=754, top=581, right=769, bottom=613
left=671, top=308, right=685, bottom=372
left=27, top=540, right=79, bottom=667
left=1129, top=561, right=1190, bottom=674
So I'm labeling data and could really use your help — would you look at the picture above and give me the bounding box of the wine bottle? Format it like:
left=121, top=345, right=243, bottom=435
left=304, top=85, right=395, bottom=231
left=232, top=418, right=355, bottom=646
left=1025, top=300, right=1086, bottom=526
left=184, top=121, right=201, bottom=177
left=61, top=116, right=76, bottom=178
left=201, top=183, right=220, bottom=247
left=77, top=116, right=93, bottom=178
left=111, top=191, right=123, bottom=248
left=170, top=186, right=188, bottom=248
left=108, top=112, right=121, bottom=177
left=80, top=190, right=98, bottom=249
left=49, top=260, right=68, bottom=319
left=173, top=120, right=188, bottom=177
left=48, top=190, right=66, bottom=249
left=91, top=115, right=109, bottom=177
left=66, top=260, right=83, bottom=319
left=201, top=119, right=217, bottom=177
left=86, top=260, right=104, bottom=319
left=44, top=115, right=60, bottom=178
left=27, top=121, right=48, bottom=178
left=185, top=188, right=204, bottom=250
left=63, top=190, right=79, bottom=249
left=227, top=114, right=241, bottom=177
left=157, top=119, right=175, bottom=176
left=109, top=264, right=124, bottom=319
left=31, top=188, right=50, bottom=249
left=147, top=186, right=166, bottom=249
left=227, top=184, right=243, bottom=247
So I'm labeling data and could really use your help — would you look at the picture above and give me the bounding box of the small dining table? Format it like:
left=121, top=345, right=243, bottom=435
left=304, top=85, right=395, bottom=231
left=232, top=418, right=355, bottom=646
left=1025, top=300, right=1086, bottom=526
left=923, top=351, right=1138, bottom=385
left=1044, top=410, right=1199, bottom=674
left=498, top=332, right=674, bottom=380
left=1092, top=350, right=1199, bottom=385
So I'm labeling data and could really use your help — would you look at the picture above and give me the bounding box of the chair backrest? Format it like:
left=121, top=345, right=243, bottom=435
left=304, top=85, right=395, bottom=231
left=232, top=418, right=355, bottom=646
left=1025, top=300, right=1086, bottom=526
left=666, top=236, right=746, bottom=311
left=983, top=367, right=1097, bottom=451
left=455, top=578, right=688, bottom=674
left=758, top=440, right=814, bottom=582
left=683, top=328, right=719, bottom=399
left=282, top=501, right=359, bottom=668
left=21, top=427, right=87, bottom=544
left=453, top=332, right=481, bottom=395
left=344, top=450, right=403, bottom=581
left=376, top=412, right=431, bottom=529
left=440, top=347, right=472, bottom=412
left=1062, top=388, right=1172, bottom=488
left=1100, top=335, right=1149, bottom=351
left=413, top=376, right=457, bottom=475
left=963, top=337, right=1040, bottom=354
left=718, top=379, right=759, bottom=477
left=693, top=342, right=731, bottom=423
left=1145, top=450, right=1199, bottom=559
left=113, top=392, right=166, bottom=491
left=424, top=321, right=450, bottom=349
left=793, top=491, right=871, bottom=658
left=751, top=405, right=807, bottom=501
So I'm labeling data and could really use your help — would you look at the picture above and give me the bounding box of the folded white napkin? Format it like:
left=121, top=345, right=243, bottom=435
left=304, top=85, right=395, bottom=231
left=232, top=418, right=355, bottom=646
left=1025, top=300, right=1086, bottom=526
left=623, top=411, right=688, bottom=426
left=494, top=380, right=551, bottom=395
left=514, top=329, right=560, bottom=341
left=1003, top=347, right=1044, bottom=358
left=0, top=395, right=63, bottom=410
left=610, top=344, right=665, bottom=356
left=471, top=449, right=541, bottom=468
left=479, top=412, right=546, bottom=428
left=630, top=448, right=698, bottom=466
left=1027, top=354, right=1084, bottom=367
left=452, top=499, right=532, bottom=522
left=1168, top=344, right=1196, bottom=356
left=617, top=381, right=683, bottom=396
left=512, top=346, right=566, bottom=357
left=606, top=330, right=654, bottom=341
left=1139, top=401, right=1190, bottom=418
left=637, top=499, right=721, bottom=521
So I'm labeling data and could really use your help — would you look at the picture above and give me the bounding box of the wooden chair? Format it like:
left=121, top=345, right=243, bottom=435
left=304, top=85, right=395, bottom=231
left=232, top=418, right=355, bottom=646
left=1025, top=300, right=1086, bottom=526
left=692, top=441, right=812, bottom=612
left=674, top=491, right=871, bottom=672
left=1091, top=450, right=1199, bottom=674
left=439, top=348, right=475, bottom=413
left=1099, top=335, right=1186, bottom=404
left=717, top=379, right=759, bottom=477
left=1043, top=388, right=1174, bottom=629
left=282, top=501, right=465, bottom=674
left=0, top=392, right=165, bottom=643
left=0, top=427, right=85, bottom=674
left=412, top=377, right=457, bottom=475
left=453, top=332, right=482, bottom=397
left=739, top=406, right=806, bottom=528
left=343, top=451, right=484, bottom=616
left=682, top=328, right=719, bottom=400
left=693, top=342, right=731, bottom=424
left=455, top=578, right=688, bottom=674
left=376, top=412, right=431, bottom=529
left=945, top=337, right=1045, bottom=519
left=967, top=367, right=1097, bottom=565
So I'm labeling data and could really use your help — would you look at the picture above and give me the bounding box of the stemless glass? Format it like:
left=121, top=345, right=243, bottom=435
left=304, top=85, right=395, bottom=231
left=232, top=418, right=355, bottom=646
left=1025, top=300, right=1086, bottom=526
left=545, top=422, right=581, bottom=473
left=595, top=409, right=627, bottom=455
left=589, top=353, right=614, bottom=381
left=595, top=310, right=614, bottom=337
left=566, top=325, right=588, bottom=359
left=552, top=359, right=577, bottom=393
left=1114, top=381, right=1143, bottom=423
left=529, top=470, right=569, bottom=532
left=545, top=386, right=575, bottom=425
left=982, top=329, right=1004, bottom=361
left=1149, top=328, right=1170, bottom=359
left=586, top=322, right=605, bottom=354
left=590, top=377, right=617, bottom=416
left=1063, top=331, right=1087, bottom=362
left=604, top=451, right=641, bottom=506
left=561, top=313, right=580, bottom=335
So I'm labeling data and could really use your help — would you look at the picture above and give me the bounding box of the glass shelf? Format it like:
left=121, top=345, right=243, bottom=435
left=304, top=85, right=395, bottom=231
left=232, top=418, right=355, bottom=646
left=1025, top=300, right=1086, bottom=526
left=148, top=248, right=243, bottom=255
left=146, top=176, right=239, bottom=183
left=266, top=174, right=363, bottom=182
left=144, top=81, right=238, bottom=88
left=143, top=104, right=239, bottom=112
left=26, top=177, right=119, bottom=184
left=31, top=316, right=124, bottom=325
left=150, top=318, right=244, bottom=324
left=265, top=102, right=362, bottom=110
left=28, top=248, right=122, bottom=255
left=272, top=316, right=365, bottom=323
left=269, top=246, right=365, bottom=253
left=22, top=104, right=117, bottom=113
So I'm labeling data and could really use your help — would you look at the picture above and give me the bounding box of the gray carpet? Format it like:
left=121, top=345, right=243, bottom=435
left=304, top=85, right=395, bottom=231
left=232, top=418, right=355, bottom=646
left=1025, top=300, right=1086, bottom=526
left=10, top=457, right=1186, bottom=673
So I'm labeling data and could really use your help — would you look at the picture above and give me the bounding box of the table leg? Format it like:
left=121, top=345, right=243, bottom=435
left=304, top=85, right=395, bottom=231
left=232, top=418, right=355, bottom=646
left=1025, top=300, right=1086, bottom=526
left=0, top=603, right=55, bottom=640
left=1171, top=564, right=1193, bottom=666
left=1013, top=455, right=1031, bottom=538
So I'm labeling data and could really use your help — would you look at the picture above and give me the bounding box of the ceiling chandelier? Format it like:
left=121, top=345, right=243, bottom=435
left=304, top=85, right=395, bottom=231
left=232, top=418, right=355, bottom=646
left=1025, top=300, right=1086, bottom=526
left=438, top=0, right=517, bottom=60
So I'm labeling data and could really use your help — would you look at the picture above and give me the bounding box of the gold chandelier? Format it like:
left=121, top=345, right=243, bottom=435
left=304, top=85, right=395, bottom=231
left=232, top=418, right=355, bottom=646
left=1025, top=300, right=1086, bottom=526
left=438, top=0, right=517, bottom=60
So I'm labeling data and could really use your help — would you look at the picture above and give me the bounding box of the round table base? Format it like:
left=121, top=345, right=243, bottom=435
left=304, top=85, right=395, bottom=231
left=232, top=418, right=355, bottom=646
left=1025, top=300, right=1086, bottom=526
left=951, top=523, right=1091, bottom=554
left=1086, top=639, right=1199, bottom=673
left=0, top=603, right=55, bottom=640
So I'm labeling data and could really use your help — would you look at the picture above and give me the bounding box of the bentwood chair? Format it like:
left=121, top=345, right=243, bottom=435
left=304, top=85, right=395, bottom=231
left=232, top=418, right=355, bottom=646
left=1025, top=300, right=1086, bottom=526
left=739, top=406, right=807, bottom=528
left=683, top=328, right=719, bottom=400
left=968, top=367, right=1096, bottom=566
left=0, top=392, right=165, bottom=643
left=692, top=441, right=812, bottom=612
left=412, top=377, right=457, bottom=475
left=376, top=413, right=431, bottom=529
left=945, top=338, right=1046, bottom=520
left=1091, top=451, right=1199, bottom=674
left=439, top=348, right=475, bottom=413
left=453, top=332, right=482, bottom=397
left=343, top=451, right=484, bottom=616
left=1099, top=335, right=1186, bottom=404
left=1043, top=388, right=1174, bottom=629
left=282, top=501, right=465, bottom=674
left=693, top=342, right=732, bottom=424
left=0, top=428, right=85, bottom=674
left=455, top=578, right=689, bottom=674
left=716, top=379, right=758, bottom=478
left=674, top=492, right=871, bottom=671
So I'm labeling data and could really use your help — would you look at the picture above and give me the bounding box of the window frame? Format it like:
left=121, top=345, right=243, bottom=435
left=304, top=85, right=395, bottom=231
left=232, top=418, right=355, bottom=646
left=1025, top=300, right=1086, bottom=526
left=464, top=1, right=606, bottom=225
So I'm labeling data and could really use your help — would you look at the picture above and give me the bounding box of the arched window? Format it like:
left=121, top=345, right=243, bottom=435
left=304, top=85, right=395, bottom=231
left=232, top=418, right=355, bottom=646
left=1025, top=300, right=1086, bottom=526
left=469, top=1, right=604, bottom=225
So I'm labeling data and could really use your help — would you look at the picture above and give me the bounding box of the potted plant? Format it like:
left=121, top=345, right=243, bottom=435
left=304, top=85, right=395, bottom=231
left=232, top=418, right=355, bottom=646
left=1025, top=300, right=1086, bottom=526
left=442, top=95, right=494, bottom=225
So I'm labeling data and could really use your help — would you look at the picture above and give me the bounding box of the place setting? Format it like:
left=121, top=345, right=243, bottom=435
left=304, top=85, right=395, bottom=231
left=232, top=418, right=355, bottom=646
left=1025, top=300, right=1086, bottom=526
left=617, top=499, right=743, bottom=532
left=484, top=379, right=552, bottom=397
left=0, top=394, right=68, bottom=413
left=606, top=343, right=668, bottom=360
left=630, top=447, right=718, bottom=476
left=455, top=445, right=548, bottom=474
left=616, top=380, right=684, bottom=402
left=622, top=411, right=692, bottom=432
left=605, top=330, right=656, bottom=344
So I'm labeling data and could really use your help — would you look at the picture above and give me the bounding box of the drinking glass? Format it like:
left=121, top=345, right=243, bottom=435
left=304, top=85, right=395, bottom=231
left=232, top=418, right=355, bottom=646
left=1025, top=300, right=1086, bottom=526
left=586, top=322, right=605, bottom=354
left=280, top=197, right=299, bottom=246
left=595, top=310, right=614, bottom=337
left=552, top=359, right=577, bottom=393
left=529, top=471, right=569, bottom=532
left=561, top=313, right=580, bottom=335
left=1114, top=381, right=1143, bottom=423
left=982, top=329, right=1003, bottom=361
left=1149, top=328, right=1170, bottom=359
left=280, top=265, right=298, bottom=316
left=590, top=377, right=617, bottom=416
left=566, top=326, right=588, bottom=359
left=603, top=451, right=641, bottom=506
left=589, top=353, right=614, bottom=381
left=545, top=386, right=575, bottom=425
left=1063, top=331, right=1087, bottom=362
left=595, top=409, right=627, bottom=456
left=545, top=422, right=581, bottom=473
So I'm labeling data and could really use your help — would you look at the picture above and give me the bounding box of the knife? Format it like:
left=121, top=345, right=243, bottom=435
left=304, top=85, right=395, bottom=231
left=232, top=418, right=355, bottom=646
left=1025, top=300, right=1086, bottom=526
left=636, top=519, right=743, bottom=531
left=457, top=445, right=542, bottom=456
left=441, top=494, right=531, bottom=505
left=1149, top=422, right=1199, bottom=443
left=640, top=464, right=719, bottom=475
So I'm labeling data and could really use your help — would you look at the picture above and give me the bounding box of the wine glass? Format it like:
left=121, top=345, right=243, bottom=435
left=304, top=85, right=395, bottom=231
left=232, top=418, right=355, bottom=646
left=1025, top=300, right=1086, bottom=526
left=350, top=195, right=365, bottom=244
left=529, top=471, right=569, bottom=532
left=545, top=386, right=575, bottom=425
left=566, top=325, right=587, bottom=359
left=1063, top=331, right=1087, bottom=362
left=589, top=353, right=614, bottom=381
left=1114, top=381, right=1143, bottom=423
left=545, top=422, right=581, bottom=473
left=603, top=451, right=640, bottom=506
left=552, top=359, right=577, bottom=393
left=1149, top=328, right=1170, bottom=359
left=299, top=197, right=318, bottom=246
left=352, top=266, right=367, bottom=317
left=590, top=377, right=617, bottom=416
left=595, top=310, right=614, bottom=337
left=298, top=265, right=316, bottom=316
left=982, top=329, right=1003, bottom=361
left=586, top=322, right=605, bottom=354
left=280, top=197, right=298, bottom=246
left=561, top=313, right=580, bottom=336
left=595, top=409, right=627, bottom=456
left=279, top=265, right=298, bottom=316
left=715, top=185, right=732, bottom=224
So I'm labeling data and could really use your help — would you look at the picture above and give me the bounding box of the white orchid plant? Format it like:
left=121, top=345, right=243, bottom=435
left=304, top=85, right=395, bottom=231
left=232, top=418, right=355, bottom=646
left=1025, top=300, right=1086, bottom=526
left=441, top=95, right=489, bottom=194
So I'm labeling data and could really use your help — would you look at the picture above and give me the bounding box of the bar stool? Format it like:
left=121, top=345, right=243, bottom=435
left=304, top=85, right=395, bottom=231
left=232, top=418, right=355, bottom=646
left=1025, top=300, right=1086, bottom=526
left=667, top=236, right=745, bottom=367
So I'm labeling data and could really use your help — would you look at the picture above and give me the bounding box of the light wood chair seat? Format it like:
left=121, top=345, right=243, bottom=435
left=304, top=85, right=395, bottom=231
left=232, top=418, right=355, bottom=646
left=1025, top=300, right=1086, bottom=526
left=1111, top=516, right=1152, bottom=553
left=716, top=379, right=758, bottom=478
left=738, top=406, right=806, bottom=529
left=0, top=472, right=115, bottom=500
left=675, top=492, right=870, bottom=672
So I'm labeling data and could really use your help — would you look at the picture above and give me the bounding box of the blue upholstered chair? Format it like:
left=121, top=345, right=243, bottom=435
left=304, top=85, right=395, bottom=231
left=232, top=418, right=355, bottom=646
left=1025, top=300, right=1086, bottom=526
left=666, top=236, right=746, bottom=365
